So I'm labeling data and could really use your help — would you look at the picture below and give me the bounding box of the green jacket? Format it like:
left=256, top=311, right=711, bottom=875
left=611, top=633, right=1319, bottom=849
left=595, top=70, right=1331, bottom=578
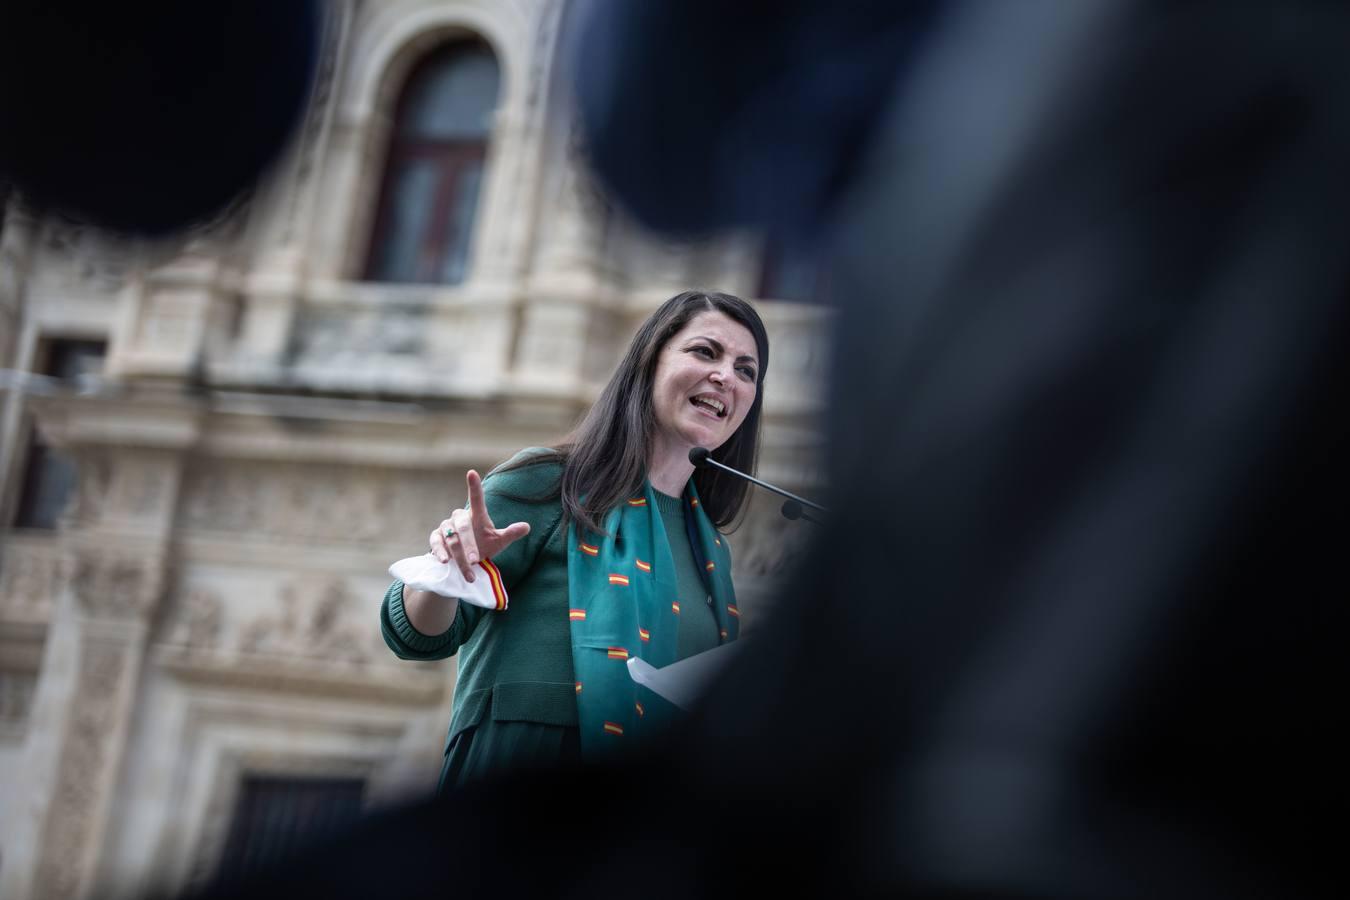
left=381, top=454, right=578, bottom=753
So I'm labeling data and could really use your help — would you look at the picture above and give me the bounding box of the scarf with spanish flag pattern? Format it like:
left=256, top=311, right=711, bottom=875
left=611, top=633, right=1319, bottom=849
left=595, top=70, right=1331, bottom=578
left=567, top=478, right=739, bottom=759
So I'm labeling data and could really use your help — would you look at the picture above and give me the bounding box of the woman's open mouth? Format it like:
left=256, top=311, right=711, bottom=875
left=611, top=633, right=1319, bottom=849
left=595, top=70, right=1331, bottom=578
left=690, top=394, right=726, bottom=418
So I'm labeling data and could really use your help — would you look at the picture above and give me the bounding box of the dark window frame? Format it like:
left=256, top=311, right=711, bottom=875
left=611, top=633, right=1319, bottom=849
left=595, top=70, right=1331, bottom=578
left=11, top=337, right=106, bottom=530
left=362, top=41, right=498, bottom=285
left=216, top=774, right=367, bottom=879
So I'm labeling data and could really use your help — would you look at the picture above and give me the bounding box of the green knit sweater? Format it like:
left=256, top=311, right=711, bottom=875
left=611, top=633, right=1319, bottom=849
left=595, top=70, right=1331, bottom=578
left=380, top=451, right=720, bottom=775
left=656, top=489, right=720, bottom=660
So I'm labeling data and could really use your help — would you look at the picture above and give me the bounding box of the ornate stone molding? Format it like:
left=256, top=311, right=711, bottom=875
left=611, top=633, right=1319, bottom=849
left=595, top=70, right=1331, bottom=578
left=162, top=586, right=224, bottom=649
left=65, top=552, right=165, bottom=622
left=30, top=219, right=135, bottom=296
left=154, top=648, right=445, bottom=706
left=151, top=570, right=443, bottom=704
left=179, top=460, right=449, bottom=546
left=0, top=538, right=61, bottom=623
left=237, top=577, right=375, bottom=667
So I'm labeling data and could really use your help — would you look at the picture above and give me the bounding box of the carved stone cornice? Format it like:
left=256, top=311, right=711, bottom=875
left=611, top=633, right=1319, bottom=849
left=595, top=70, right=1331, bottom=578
left=28, top=390, right=205, bottom=455
left=0, top=536, right=62, bottom=624
left=154, top=646, right=445, bottom=705
left=152, top=571, right=442, bottom=705
left=64, top=550, right=166, bottom=623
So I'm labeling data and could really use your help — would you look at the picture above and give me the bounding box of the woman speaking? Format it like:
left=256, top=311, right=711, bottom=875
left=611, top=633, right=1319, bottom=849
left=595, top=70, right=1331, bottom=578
left=380, top=290, right=769, bottom=789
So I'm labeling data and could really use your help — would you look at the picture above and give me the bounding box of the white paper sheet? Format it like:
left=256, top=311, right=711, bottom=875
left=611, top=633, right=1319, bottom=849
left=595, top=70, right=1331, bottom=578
left=626, top=639, right=744, bottom=710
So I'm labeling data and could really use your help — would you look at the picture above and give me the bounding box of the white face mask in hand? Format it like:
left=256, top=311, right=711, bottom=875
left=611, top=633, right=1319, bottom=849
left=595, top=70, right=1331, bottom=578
left=388, top=553, right=509, bottom=611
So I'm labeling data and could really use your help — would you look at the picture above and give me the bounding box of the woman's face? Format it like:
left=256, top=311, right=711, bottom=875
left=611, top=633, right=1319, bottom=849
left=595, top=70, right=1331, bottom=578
left=649, top=309, right=760, bottom=461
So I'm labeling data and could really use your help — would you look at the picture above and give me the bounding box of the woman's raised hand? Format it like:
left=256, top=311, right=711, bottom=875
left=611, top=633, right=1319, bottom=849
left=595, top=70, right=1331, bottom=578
left=429, top=470, right=531, bottom=582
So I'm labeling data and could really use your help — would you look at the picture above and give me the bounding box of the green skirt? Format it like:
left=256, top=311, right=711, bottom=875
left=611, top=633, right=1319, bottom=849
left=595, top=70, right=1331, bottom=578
left=439, top=719, right=581, bottom=792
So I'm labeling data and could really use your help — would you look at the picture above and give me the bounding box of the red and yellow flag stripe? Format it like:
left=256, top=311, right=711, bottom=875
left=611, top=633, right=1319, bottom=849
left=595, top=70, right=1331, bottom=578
left=727, top=604, right=740, bottom=618
left=575, top=682, right=583, bottom=694
left=690, top=498, right=700, bottom=508
left=477, top=558, right=507, bottom=610
left=638, top=627, right=650, bottom=642
left=705, top=561, right=716, bottom=572
left=578, top=541, right=599, bottom=557
left=608, top=573, right=630, bottom=586
left=671, top=601, right=681, bottom=614
left=635, top=701, right=645, bottom=717
left=627, top=497, right=647, bottom=507
left=603, top=721, right=624, bottom=736
left=635, top=558, right=652, bottom=573
left=607, top=647, right=629, bottom=660
left=569, top=608, right=587, bottom=621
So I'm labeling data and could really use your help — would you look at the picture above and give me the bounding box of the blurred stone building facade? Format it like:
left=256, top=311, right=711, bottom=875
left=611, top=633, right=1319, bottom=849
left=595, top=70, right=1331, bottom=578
left=0, top=2, right=827, bottom=898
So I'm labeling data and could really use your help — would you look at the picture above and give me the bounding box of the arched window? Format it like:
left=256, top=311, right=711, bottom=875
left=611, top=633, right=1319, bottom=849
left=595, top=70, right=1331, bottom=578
left=364, top=40, right=500, bottom=284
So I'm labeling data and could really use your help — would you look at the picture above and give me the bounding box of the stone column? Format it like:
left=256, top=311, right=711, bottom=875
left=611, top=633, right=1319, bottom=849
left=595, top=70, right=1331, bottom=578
left=7, top=397, right=195, bottom=900
left=27, top=546, right=166, bottom=900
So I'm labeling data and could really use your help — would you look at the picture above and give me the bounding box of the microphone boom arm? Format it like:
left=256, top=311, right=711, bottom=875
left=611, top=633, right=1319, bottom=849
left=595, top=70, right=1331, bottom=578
left=692, top=448, right=828, bottom=513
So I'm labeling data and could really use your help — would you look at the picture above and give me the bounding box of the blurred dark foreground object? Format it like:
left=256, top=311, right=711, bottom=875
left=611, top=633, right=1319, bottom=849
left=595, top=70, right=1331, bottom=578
left=0, top=1, right=319, bottom=235
left=178, top=1, right=1345, bottom=898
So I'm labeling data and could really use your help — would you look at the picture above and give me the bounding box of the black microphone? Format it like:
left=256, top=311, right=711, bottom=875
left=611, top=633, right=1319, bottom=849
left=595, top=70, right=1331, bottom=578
left=688, top=447, right=827, bottom=521
left=779, top=499, right=823, bottom=526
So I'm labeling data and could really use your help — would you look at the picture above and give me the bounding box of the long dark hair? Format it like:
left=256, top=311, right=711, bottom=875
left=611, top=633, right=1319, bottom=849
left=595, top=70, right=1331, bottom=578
left=499, top=290, right=769, bottom=535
